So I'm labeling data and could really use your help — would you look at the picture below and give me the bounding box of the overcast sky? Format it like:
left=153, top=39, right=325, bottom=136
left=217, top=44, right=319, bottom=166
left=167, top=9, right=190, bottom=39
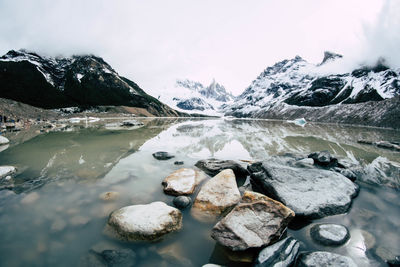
left=0, top=0, right=398, bottom=95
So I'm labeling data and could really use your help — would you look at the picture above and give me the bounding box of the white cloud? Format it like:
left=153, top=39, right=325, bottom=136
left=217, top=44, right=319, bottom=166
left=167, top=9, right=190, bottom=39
left=0, top=0, right=396, bottom=96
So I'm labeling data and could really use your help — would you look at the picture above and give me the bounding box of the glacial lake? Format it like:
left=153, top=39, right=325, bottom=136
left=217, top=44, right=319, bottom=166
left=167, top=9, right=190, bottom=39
left=0, top=118, right=399, bottom=267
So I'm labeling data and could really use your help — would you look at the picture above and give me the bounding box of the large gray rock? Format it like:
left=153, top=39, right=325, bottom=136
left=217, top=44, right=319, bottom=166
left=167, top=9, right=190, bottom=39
left=195, top=159, right=249, bottom=178
left=310, top=224, right=350, bottom=246
left=162, top=168, right=205, bottom=196
left=105, top=202, right=182, bottom=241
left=296, top=251, right=357, bottom=267
left=254, top=237, right=300, bottom=267
left=362, top=156, right=400, bottom=189
left=211, top=191, right=294, bottom=251
left=192, top=169, right=241, bottom=218
left=249, top=161, right=358, bottom=219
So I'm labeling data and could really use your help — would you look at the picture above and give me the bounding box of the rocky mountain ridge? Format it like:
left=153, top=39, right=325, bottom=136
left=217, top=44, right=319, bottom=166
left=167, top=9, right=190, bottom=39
left=0, top=50, right=183, bottom=117
left=224, top=52, right=400, bottom=119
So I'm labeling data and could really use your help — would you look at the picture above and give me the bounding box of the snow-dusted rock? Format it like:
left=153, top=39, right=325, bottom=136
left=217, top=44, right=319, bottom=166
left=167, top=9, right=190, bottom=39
left=297, top=251, right=357, bottom=267
left=0, top=136, right=9, bottom=145
left=162, top=168, right=204, bottom=196
left=310, top=224, right=350, bottom=246
left=211, top=191, right=294, bottom=251
left=254, top=237, right=300, bottom=267
left=195, top=159, right=249, bottom=178
left=249, top=161, right=358, bottom=219
left=105, top=202, right=182, bottom=241
left=192, top=169, right=240, bottom=216
left=0, top=166, right=16, bottom=179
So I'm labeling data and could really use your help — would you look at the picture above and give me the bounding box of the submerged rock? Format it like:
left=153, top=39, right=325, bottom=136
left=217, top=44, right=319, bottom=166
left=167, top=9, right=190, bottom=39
left=99, top=191, right=120, bottom=201
left=162, top=168, right=205, bottom=196
left=296, top=251, right=357, bottom=267
left=211, top=191, right=294, bottom=251
left=20, top=191, right=40, bottom=205
left=105, top=202, right=182, bottom=241
left=310, top=224, right=350, bottom=246
left=192, top=169, right=241, bottom=218
left=0, top=135, right=9, bottom=145
left=100, top=249, right=136, bottom=267
left=249, top=161, right=358, bottom=219
left=158, top=242, right=193, bottom=267
left=195, top=159, right=249, bottom=178
left=79, top=248, right=136, bottom=267
left=173, top=196, right=192, bottom=210
left=152, top=151, right=175, bottom=160
left=254, top=237, right=300, bottom=267
left=0, top=166, right=16, bottom=179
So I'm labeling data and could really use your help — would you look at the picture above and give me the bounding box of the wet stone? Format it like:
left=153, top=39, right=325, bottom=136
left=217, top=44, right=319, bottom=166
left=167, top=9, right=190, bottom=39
left=254, top=237, right=300, bottom=267
left=310, top=224, right=350, bottom=246
left=152, top=151, right=175, bottom=160
left=195, top=159, right=249, bottom=178
left=173, top=196, right=192, bottom=210
left=308, top=151, right=338, bottom=167
left=297, top=251, right=357, bottom=267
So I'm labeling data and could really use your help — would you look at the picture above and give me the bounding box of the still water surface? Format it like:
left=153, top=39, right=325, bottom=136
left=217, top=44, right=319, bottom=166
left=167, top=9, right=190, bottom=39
left=0, top=118, right=399, bottom=266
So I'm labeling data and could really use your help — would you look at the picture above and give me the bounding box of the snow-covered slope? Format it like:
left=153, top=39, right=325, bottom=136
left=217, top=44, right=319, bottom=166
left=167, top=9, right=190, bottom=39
left=224, top=52, right=400, bottom=117
left=159, top=79, right=235, bottom=116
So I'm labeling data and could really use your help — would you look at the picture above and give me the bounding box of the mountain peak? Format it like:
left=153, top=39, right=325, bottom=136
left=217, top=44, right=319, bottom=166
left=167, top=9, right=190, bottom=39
left=320, top=51, right=343, bottom=65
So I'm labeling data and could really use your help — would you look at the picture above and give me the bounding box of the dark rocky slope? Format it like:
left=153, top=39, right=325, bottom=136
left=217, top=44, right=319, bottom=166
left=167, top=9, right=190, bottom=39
left=0, top=50, right=184, bottom=117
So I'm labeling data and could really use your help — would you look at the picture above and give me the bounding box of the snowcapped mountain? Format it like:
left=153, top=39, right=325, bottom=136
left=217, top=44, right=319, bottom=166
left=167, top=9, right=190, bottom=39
left=159, top=79, right=235, bottom=116
left=224, top=52, right=400, bottom=117
left=0, top=49, right=182, bottom=116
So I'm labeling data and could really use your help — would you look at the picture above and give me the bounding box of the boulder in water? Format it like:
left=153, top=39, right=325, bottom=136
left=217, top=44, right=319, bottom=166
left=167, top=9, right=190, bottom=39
left=105, top=202, right=182, bottom=241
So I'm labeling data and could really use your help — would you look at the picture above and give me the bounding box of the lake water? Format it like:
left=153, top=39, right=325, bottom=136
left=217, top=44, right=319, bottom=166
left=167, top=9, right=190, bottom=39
left=0, top=118, right=399, bottom=266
